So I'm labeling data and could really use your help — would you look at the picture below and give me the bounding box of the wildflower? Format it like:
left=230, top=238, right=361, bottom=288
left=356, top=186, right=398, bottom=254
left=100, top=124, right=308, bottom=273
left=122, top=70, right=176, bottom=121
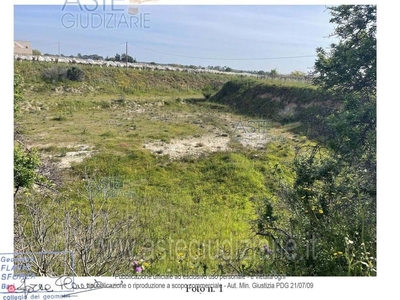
left=345, top=237, right=354, bottom=245
left=132, top=260, right=143, bottom=273
left=318, top=209, right=323, bottom=214
left=333, top=252, right=337, bottom=256
left=337, top=251, right=343, bottom=255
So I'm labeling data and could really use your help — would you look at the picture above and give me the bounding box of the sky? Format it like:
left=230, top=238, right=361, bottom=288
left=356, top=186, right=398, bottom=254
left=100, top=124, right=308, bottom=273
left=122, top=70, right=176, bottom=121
left=14, top=4, right=337, bottom=74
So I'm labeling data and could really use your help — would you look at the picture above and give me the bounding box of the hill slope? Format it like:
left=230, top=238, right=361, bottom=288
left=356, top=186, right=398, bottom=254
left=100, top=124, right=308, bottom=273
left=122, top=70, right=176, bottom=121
left=14, top=60, right=234, bottom=96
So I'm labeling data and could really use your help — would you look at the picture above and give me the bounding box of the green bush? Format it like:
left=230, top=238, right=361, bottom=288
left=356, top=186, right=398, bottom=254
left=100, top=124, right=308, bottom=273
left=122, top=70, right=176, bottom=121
left=67, top=66, right=85, bottom=81
left=41, top=66, right=67, bottom=83
left=14, top=143, right=45, bottom=195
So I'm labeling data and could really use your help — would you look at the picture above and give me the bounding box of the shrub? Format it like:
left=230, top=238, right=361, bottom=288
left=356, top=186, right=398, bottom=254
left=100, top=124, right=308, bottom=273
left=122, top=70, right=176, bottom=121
left=66, top=66, right=85, bottom=81
left=14, top=143, right=46, bottom=196
left=41, top=66, right=67, bottom=83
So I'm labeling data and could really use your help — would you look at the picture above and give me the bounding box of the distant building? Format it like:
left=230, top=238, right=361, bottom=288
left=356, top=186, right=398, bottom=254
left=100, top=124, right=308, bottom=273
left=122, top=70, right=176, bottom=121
left=14, top=40, right=32, bottom=55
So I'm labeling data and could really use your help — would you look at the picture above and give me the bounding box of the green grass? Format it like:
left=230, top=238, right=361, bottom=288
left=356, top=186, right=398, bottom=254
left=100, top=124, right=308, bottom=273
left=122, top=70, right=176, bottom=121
left=15, top=60, right=233, bottom=96
left=63, top=146, right=298, bottom=274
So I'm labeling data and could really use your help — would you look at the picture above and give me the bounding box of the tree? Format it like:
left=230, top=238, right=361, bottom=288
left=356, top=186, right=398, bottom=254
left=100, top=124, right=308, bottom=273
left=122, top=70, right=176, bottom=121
left=312, top=5, right=376, bottom=163
left=269, top=68, right=278, bottom=79
left=290, top=70, right=306, bottom=78
left=121, top=53, right=135, bottom=63
left=32, top=49, right=41, bottom=56
left=313, top=5, right=376, bottom=96
left=115, top=53, right=121, bottom=62
left=303, top=5, right=375, bottom=274
left=255, top=5, right=376, bottom=276
left=224, top=67, right=233, bottom=72
left=81, top=54, right=104, bottom=60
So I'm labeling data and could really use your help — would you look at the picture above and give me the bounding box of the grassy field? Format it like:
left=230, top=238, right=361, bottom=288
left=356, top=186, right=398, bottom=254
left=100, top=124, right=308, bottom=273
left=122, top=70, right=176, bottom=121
left=15, top=61, right=321, bottom=276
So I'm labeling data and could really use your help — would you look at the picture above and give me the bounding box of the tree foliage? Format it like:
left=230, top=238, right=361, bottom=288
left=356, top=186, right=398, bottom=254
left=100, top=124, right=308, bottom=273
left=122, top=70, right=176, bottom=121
left=77, top=53, right=104, bottom=60
left=269, top=68, right=278, bottom=79
left=120, top=53, right=136, bottom=63
left=32, top=49, right=42, bottom=56
left=290, top=70, right=306, bottom=78
left=106, top=53, right=136, bottom=63
left=313, top=5, right=376, bottom=169
left=256, top=5, right=376, bottom=276
left=313, top=5, right=376, bottom=96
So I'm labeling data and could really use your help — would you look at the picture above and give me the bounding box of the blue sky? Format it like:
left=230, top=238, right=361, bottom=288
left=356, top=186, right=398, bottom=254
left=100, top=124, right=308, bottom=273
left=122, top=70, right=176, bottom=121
left=14, top=4, right=337, bottom=74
